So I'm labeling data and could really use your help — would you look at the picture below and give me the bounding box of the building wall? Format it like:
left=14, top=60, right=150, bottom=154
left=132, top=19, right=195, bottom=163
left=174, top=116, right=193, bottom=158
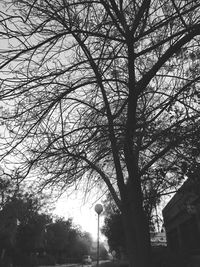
left=162, top=179, right=200, bottom=256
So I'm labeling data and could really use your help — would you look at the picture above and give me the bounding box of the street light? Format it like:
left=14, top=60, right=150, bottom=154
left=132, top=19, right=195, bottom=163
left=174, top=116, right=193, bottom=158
left=95, top=204, right=103, bottom=267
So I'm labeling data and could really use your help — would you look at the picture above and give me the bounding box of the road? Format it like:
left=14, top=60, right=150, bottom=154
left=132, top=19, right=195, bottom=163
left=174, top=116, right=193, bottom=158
left=39, top=264, right=78, bottom=267
left=39, top=260, right=111, bottom=267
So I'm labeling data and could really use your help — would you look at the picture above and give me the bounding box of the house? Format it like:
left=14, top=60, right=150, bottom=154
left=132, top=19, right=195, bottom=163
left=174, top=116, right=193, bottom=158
left=162, top=178, right=200, bottom=265
left=150, top=230, right=167, bottom=247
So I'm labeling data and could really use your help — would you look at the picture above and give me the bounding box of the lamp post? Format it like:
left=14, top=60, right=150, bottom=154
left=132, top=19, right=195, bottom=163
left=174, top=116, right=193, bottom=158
left=95, top=204, right=103, bottom=267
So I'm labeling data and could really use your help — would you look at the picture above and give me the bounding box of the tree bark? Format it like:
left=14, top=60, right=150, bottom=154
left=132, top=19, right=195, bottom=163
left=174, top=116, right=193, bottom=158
left=121, top=179, right=152, bottom=267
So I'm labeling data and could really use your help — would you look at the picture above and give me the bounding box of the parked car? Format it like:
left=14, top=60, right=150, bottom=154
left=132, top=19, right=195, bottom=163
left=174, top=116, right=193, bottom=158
left=82, top=255, right=92, bottom=265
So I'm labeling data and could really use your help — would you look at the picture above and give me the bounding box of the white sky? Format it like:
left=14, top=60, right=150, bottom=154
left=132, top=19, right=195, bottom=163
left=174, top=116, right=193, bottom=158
left=54, top=191, right=105, bottom=241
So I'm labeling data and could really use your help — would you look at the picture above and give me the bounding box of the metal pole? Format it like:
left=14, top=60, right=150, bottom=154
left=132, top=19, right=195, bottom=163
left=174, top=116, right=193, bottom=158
left=94, top=204, right=103, bottom=267
left=97, top=213, right=100, bottom=267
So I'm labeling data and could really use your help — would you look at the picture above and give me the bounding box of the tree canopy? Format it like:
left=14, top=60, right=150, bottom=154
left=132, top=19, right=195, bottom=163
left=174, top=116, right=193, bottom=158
left=0, top=0, right=199, bottom=196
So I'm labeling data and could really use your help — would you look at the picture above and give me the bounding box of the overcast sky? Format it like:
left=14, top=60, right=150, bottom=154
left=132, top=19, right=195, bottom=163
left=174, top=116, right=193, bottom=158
left=54, top=190, right=105, bottom=240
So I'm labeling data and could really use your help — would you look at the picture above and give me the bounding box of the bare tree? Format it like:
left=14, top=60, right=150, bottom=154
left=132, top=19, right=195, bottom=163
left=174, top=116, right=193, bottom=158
left=0, top=1, right=200, bottom=266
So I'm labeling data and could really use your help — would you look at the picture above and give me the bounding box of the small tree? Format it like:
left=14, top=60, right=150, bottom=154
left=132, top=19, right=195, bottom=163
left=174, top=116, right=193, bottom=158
left=0, top=189, right=51, bottom=266
left=102, top=210, right=125, bottom=259
left=0, top=1, right=200, bottom=267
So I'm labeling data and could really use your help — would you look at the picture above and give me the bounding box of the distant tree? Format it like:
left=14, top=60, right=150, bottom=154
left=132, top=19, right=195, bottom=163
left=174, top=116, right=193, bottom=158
left=0, top=182, right=94, bottom=266
left=14, top=212, right=51, bottom=267
left=1, top=1, right=200, bottom=267
left=0, top=169, right=24, bottom=267
left=0, top=168, right=20, bottom=208
left=77, top=231, right=93, bottom=257
left=0, top=190, right=51, bottom=267
left=45, top=218, right=93, bottom=264
left=45, top=218, right=74, bottom=262
left=16, top=213, right=50, bottom=252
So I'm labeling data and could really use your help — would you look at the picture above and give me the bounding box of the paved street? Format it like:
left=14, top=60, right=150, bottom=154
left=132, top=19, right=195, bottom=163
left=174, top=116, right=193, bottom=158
left=39, top=264, right=79, bottom=267
left=39, top=263, right=91, bottom=267
left=39, top=260, right=111, bottom=267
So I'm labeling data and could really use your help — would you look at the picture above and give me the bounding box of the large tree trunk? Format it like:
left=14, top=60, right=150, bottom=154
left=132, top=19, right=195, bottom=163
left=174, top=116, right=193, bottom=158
left=121, top=178, right=152, bottom=267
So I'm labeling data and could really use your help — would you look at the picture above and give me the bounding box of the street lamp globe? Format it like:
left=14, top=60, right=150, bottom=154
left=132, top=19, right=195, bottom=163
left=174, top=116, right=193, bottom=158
left=95, top=203, right=103, bottom=214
